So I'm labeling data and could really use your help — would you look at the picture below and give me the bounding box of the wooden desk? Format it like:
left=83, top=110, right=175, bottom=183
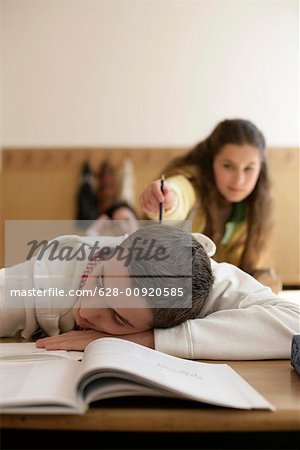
left=1, top=359, right=299, bottom=433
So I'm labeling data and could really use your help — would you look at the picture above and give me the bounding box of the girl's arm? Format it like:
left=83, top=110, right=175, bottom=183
left=140, top=175, right=196, bottom=220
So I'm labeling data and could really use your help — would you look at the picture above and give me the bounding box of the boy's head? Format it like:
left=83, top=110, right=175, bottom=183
left=120, top=224, right=214, bottom=328
left=74, top=224, right=214, bottom=333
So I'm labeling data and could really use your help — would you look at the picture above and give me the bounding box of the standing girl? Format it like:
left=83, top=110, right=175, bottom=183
left=140, top=119, right=281, bottom=292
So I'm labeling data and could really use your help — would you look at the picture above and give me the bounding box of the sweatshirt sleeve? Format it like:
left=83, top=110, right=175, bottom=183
left=154, top=261, right=300, bottom=360
left=0, top=262, right=37, bottom=338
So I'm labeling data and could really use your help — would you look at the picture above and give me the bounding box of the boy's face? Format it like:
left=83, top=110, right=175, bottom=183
left=73, top=257, right=153, bottom=335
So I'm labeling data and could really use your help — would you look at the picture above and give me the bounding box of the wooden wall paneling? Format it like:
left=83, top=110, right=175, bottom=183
left=267, top=148, right=299, bottom=284
left=0, top=147, right=299, bottom=284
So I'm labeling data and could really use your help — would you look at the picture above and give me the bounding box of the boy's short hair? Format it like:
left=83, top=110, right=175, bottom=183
left=120, top=224, right=214, bottom=328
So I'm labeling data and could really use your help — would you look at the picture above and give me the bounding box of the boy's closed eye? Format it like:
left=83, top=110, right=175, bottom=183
left=110, top=309, right=133, bottom=328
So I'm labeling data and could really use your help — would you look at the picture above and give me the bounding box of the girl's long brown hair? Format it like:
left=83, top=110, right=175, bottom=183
left=162, top=119, right=273, bottom=273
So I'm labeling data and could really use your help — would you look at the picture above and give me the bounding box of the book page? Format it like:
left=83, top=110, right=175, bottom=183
left=80, top=338, right=274, bottom=410
left=0, top=359, right=83, bottom=413
left=0, top=342, right=83, bottom=361
left=83, top=377, right=174, bottom=405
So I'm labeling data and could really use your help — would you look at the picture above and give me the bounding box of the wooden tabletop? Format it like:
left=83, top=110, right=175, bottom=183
left=1, top=358, right=299, bottom=432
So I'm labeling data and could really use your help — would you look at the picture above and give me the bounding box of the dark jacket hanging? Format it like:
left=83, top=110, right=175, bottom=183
left=76, top=161, right=99, bottom=224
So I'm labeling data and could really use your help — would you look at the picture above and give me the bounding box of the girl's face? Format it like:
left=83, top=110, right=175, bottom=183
left=213, top=144, right=261, bottom=203
left=73, top=258, right=153, bottom=336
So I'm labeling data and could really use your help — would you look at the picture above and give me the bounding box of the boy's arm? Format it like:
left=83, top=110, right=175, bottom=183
left=154, top=262, right=300, bottom=360
left=36, top=329, right=155, bottom=351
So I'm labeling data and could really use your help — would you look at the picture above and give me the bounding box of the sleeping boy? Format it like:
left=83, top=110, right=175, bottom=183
left=0, top=224, right=298, bottom=360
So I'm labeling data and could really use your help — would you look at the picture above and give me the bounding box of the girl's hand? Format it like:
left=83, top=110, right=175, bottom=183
left=139, top=179, right=175, bottom=216
left=35, top=329, right=155, bottom=351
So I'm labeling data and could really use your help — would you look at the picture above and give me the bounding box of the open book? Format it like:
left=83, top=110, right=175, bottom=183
left=0, top=338, right=274, bottom=414
left=0, top=342, right=83, bottom=362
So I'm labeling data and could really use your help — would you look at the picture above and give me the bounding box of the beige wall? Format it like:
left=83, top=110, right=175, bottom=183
left=1, top=0, right=299, bottom=147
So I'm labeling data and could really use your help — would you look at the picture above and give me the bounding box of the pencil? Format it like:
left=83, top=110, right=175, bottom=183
left=159, top=174, right=165, bottom=223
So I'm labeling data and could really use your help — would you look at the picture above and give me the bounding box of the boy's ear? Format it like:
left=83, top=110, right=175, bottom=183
left=192, top=233, right=216, bottom=257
